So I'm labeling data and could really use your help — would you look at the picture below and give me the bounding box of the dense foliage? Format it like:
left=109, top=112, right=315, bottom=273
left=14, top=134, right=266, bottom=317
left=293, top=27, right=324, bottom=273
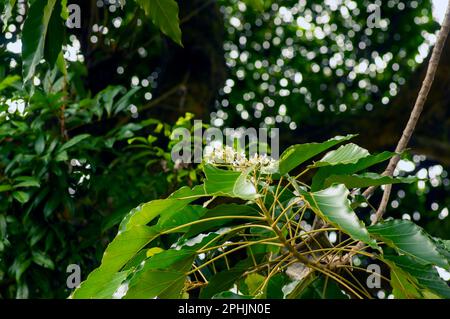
left=71, top=138, right=450, bottom=299
left=0, top=0, right=449, bottom=299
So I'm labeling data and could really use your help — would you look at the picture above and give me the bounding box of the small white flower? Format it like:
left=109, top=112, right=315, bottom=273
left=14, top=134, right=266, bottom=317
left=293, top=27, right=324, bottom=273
left=202, top=144, right=278, bottom=174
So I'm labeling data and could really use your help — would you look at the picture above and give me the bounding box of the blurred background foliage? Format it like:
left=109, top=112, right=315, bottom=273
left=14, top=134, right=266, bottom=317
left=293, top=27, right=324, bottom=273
left=0, top=0, right=449, bottom=298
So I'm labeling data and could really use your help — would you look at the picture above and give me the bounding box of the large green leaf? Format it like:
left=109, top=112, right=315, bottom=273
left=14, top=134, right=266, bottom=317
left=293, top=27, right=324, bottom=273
left=119, top=185, right=205, bottom=231
left=301, top=184, right=378, bottom=249
left=432, top=238, right=450, bottom=265
left=203, top=164, right=258, bottom=200
left=279, top=135, right=355, bottom=175
left=291, top=275, right=349, bottom=299
left=369, top=220, right=449, bottom=269
left=93, top=271, right=130, bottom=299
left=311, top=143, right=370, bottom=168
left=72, top=225, right=158, bottom=298
left=384, top=255, right=450, bottom=299
left=390, top=264, right=430, bottom=299
left=157, top=205, right=206, bottom=232
left=21, top=0, right=58, bottom=83
left=311, top=151, right=394, bottom=190
left=199, top=258, right=254, bottom=298
left=125, top=270, right=186, bottom=299
left=186, top=204, right=260, bottom=237
left=266, top=273, right=290, bottom=299
left=44, top=0, right=64, bottom=67
left=124, top=250, right=196, bottom=298
left=171, top=227, right=242, bottom=253
left=141, top=249, right=196, bottom=271
left=135, top=0, right=182, bottom=45
left=74, top=187, right=207, bottom=298
left=322, top=173, right=417, bottom=189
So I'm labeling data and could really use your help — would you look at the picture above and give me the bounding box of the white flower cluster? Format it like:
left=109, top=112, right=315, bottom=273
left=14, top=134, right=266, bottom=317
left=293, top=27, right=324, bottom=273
left=203, top=144, right=278, bottom=174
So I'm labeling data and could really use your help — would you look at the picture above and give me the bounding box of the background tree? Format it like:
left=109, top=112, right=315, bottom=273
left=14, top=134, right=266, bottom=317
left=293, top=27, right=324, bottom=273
left=0, top=0, right=448, bottom=298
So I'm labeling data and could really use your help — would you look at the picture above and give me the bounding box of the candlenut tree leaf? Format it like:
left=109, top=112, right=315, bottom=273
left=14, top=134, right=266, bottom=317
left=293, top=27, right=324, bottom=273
left=135, top=0, right=183, bottom=46
left=21, top=0, right=59, bottom=83
left=369, top=220, right=449, bottom=269
left=278, top=134, right=355, bottom=175
left=301, top=184, right=378, bottom=249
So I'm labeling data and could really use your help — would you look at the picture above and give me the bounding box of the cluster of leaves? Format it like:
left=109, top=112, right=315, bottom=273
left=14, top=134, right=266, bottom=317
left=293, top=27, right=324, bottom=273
left=1, top=0, right=448, bottom=300
left=0, top=64, right=202, bottom=298
left=72, top=136, right=450, bottom=299
left=0, top=0, right=211, bottom=298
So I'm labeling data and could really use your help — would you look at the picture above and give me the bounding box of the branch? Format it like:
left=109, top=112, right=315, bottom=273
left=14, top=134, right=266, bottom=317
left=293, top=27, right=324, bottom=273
left=364, top=2, right=450, bottom=225
left=370, top=2, right=450, bottom=223
left=334, top=2, right=450, bottom=267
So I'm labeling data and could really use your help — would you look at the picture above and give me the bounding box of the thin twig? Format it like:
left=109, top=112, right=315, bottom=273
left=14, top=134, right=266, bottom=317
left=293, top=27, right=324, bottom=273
left=371, top=2, right=450, bottom=224
left=334, top=2, right=450, bottom=267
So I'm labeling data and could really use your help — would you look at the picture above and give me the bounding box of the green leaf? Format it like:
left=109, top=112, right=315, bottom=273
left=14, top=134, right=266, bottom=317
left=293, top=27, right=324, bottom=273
left=14, top=176, right=40, bottom=188
left=311, top=151, right=394, bottom=191
left=34, top=134, right=46, bottom=155
left=279, top=135, right=355, bottom=175
left=12, top=191, right=30, bottom=204
left=322, top=173, right=417, bottom=189
left=245, top=0, right=266, bottom=12
left=0, top=75, right=20, bottom=92
left=432, top=238, right=450, bottom=265
left=10, top=257, right=31, bottom=281
left=212, top=291, right=252, bottom=299
left=60, top=0, right=69, bottom=19
left=100, top=85, right=123, bottom=117
left=0, top=214, right=6, bottom=239
left=55, top=150, right=68, bottom=162
left=141, top=249, right=196, bottom=271
left=135, top=0, right=182, bottom=46
left=157, top=205, right=206, bottom=232
left=390, top=265, right=426, bottom=299
left=301, top=184, right=378, bottom=249
left=200, top=258, right=255, bottom=298
left=283, top=271, right=316, bottom=299
left=1, top=0, right=16, bottom=32
left=125, top=269, right=186, bottom=299
left=94, top=271, right=130, bottom=299
left=244, top=273, right=265, bottom=296
left=113, top=87, right=141, bottom=115
left=21, top=0, right=58, bottom=83
left=43, top=0, right=64, bottom=67
left=311, top=143, right=370, bottom=168
left=203, top=164, right=258, bottom=200
left=200, top=269, right=245, bottom=299
left=124, top=249, right=196, bottom=298
left=72, top=225, right=159, bottom=298
left=186, top=204, right=260, bottom=237
left=0, top=185, right=13, bottom=193
left=172, top=227, right=233, bottom=251
left=369, top=220, right=449, bottom=269
left=119, top=185, right=205, bottom=231
left=294, top=275, right=349, bottom=299
left=32, top=251, right=54, bottom=269
left=266, top=273, right=290, bottom=299
left=384, top=254, right=450, bottom=299
left=57, top=134, right=90, bottom=153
